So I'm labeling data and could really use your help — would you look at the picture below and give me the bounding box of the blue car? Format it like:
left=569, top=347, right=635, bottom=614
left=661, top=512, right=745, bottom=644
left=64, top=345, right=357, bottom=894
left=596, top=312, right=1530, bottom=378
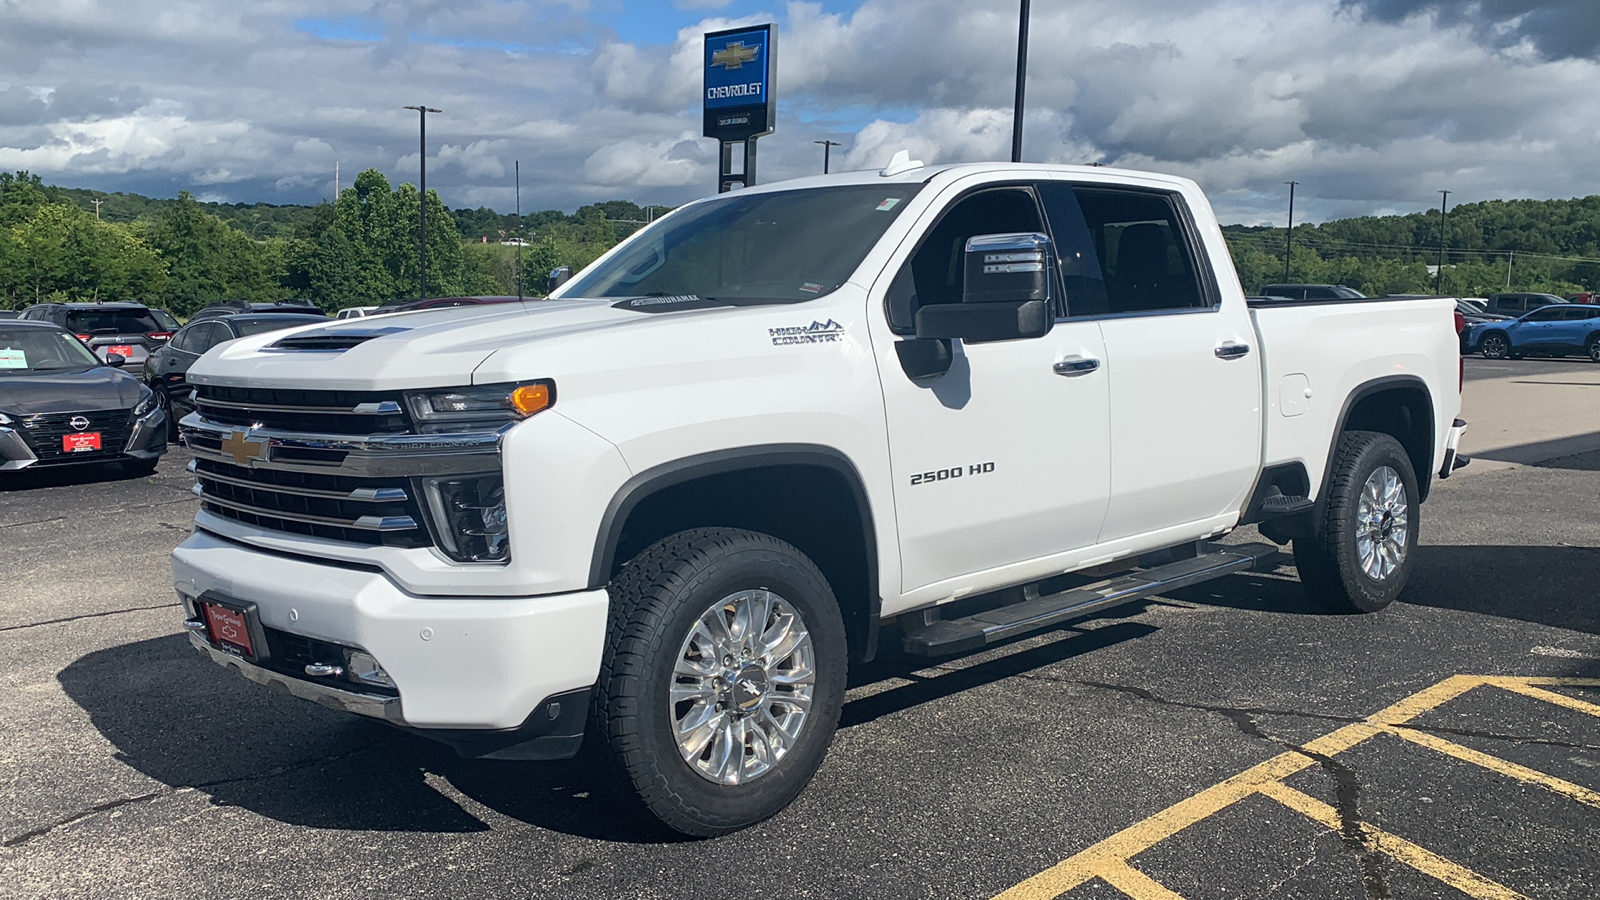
left=1464, top=303, right=1600, bottom=362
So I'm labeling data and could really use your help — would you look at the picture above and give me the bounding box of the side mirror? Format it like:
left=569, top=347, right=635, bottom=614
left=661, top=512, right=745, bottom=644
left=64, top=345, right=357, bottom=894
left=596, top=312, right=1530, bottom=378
left=914, top=232, right=1053, bottom=344
left=104, top=353, right=127, bottom=368
left=547, top=266, right=573, bottom=294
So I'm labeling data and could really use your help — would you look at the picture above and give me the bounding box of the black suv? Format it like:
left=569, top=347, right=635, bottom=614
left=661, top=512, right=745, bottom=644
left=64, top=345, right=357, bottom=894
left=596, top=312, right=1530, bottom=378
left=17, top=302, right=173, bottom=370
left=1259, top=284, right=1368, bottom=301
left=1485, top=292, right=1567, bottom=316
left=190, top=298, right=326, bottom=321
left=143, top=312, right=327, bottom=439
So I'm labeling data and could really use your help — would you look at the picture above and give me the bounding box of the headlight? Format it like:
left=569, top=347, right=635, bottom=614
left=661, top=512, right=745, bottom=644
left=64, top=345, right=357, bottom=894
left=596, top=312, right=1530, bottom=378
left=133, top=387, right=156, bottom=417
left=403, top=381, right=553, bottom=433
left=419, top=473, right=510, bottom=563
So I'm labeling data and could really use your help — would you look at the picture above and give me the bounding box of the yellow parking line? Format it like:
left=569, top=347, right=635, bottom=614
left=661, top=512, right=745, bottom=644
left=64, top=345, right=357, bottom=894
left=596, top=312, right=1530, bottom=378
left=1258, top=781, right=1530, bottom=900
left=1384, top=725, right=1600, bottom=808
left=1095, top=861, right=1187, bottom=900
left=1487, top=678, right=1600, bottom=719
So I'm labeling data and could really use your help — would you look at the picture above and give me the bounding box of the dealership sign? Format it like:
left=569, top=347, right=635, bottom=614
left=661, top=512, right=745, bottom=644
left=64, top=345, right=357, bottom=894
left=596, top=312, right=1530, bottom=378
left=703, top=24, right=774, bottom=142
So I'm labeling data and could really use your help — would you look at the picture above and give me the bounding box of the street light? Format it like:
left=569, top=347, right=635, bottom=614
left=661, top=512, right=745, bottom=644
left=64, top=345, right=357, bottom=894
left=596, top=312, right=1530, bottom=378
left=1011, top=0, right=1031, bottom=163
left=403, top=104, right=442, bottom=300
left=813, top=140, right=842, bottom=174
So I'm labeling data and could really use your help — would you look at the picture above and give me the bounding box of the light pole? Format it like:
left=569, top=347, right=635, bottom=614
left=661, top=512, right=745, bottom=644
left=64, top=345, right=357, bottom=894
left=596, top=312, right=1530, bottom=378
left=1011, top=0, right=1031, bottom=163
left=1283, top=181, right=1298, bottom=284
left=813, top=140, right=842, bottom=174
left=1435, top=190, right=1451, bottom=293
left=403, top=104, right=442, bottom=300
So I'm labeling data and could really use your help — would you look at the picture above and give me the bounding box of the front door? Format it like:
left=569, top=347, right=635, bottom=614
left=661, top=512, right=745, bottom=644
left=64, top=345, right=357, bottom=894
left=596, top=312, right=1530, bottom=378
left=1040, top=181, right=1261, bottom=547
left=870, top=182, right=1112, bottom=599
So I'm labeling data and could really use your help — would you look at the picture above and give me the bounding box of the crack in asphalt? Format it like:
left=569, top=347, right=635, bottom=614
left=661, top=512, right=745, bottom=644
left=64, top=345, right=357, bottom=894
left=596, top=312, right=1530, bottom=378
left=2, top=739, right=398, bottom=849
left=1077, top=680, right=1393, bottom=899
left=0, top=602, right=181, bottom=633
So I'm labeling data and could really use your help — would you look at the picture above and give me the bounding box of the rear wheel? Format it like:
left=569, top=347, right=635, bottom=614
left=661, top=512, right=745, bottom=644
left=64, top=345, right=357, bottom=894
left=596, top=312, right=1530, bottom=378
left=1293, top=431, right=1418, bottom=613
left=1479, top=333, right=1509, bottom=359
left=593, top=527, right=847, bottom=837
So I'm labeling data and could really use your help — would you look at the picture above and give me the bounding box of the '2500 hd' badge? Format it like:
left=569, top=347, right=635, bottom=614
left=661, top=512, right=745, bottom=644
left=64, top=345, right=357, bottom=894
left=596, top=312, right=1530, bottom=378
left=770, top=320, right=845, bottom=346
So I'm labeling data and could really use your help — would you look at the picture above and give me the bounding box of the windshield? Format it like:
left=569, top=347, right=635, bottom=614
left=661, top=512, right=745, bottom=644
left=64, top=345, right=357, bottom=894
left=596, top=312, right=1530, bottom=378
left=562, top=184, right=922, bottom=303
left=0, top=328, right=103, bottom=374
left=233, top=316, right=329, bottom=337
left=65, top=308, right=160, bottom=334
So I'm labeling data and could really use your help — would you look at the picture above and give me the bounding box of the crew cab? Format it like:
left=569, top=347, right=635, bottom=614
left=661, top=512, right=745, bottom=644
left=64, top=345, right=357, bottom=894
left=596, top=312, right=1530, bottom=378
left=170, top=159, right=1466, bottom=836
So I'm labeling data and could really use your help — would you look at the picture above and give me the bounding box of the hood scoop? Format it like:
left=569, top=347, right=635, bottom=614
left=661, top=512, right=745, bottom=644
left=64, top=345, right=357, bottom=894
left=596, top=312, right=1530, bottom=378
left=270, top=325, right=411, bottom=352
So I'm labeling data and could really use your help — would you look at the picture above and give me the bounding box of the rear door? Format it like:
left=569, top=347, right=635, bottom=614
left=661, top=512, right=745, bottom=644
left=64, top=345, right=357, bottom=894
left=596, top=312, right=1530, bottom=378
left=1041, top=179, right=1261, bottom=547
left=1551, top=306, right=1600, bottom=352
left=871, top=180, right=1111, bottom=597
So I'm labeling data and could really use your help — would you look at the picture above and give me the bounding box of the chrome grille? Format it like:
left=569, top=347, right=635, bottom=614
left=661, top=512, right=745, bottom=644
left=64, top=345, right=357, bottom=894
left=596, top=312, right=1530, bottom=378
left=193, top=386, right=410, bottom=435
left=192, top=458, right=430, bottom=549
left=17, top=409, right=133, bottom=464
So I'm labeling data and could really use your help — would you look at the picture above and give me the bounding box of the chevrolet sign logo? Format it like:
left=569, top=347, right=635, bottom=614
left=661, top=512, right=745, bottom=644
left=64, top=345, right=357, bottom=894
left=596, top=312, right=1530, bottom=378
left=711, top=41, right=759, bottom=70
left=220, top=430, right=269, bottom=467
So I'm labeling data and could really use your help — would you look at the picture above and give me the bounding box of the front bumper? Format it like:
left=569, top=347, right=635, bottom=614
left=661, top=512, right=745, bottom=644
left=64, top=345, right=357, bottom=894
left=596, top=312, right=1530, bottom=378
left=0, top=405, right=166, bottom=470
left=172, top=528, right=608, bottom=740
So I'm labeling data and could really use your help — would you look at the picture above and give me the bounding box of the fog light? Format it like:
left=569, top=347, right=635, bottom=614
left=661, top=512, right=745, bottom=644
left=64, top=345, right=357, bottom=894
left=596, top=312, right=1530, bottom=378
left=345, top=650, right=395, bottom=689
left=419, top=472, right=510, bottom=562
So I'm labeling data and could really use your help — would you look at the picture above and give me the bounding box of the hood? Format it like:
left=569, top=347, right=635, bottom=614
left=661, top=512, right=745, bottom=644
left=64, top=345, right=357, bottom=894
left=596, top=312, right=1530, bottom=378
left=189, top=297, right=755, bottom=391
left=0, top=365, right=143, bottom=415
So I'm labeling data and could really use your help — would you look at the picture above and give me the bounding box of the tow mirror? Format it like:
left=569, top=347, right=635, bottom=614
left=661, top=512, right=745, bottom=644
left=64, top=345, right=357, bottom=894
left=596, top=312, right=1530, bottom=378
left=547, top=266, right=573, bottom=295
left=914, top=232, right=1053, bottom=344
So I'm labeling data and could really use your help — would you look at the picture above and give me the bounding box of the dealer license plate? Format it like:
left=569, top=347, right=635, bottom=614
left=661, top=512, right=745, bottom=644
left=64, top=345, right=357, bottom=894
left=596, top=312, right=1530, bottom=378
left=62, top=432, right=101, bottom=452
left=203, top=602, right=256, bottom=658
left=107, top=345, right=134, bottom=358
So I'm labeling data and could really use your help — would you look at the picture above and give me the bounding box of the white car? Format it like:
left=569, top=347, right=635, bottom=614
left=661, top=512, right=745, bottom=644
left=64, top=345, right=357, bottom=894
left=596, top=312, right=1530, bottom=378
left=335, top=306, right=381, bottom=319
left=172, top=159, right=1467, bottom=836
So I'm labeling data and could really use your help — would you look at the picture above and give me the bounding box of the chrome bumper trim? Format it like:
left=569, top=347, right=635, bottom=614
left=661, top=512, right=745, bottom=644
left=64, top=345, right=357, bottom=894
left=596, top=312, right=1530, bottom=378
left=191, top=485, right=419, bottom=532
left=186, top=631, right=405, bottom=723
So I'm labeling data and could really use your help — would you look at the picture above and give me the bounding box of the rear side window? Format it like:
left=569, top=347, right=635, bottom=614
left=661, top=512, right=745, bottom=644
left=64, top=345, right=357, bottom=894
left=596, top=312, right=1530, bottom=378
left=66, top=309, right=160, bottom=334
left=1041, top=184, right=1212, bottom=316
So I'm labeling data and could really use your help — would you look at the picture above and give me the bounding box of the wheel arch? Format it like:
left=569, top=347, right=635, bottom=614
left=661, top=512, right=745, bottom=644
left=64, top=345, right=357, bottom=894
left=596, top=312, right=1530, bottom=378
left=1323, top=375, right=1436, bottom=505
left=590, top=444, right=882, bottom=663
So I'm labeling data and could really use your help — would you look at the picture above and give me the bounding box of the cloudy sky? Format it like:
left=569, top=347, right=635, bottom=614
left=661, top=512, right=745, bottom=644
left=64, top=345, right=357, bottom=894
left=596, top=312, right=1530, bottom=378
left=1, top=0, right=1597, bottom=224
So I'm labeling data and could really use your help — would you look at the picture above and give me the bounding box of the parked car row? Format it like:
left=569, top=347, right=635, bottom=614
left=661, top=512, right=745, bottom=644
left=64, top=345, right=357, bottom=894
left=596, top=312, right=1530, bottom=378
left=1462, top=303, right=1600, bottom=361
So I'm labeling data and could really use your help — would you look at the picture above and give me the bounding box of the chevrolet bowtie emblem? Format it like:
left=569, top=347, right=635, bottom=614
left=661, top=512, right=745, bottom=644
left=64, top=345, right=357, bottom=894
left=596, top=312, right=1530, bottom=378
left=221, top=430, right=269, bottom=467
left=711, top=41, right=759, bottom=70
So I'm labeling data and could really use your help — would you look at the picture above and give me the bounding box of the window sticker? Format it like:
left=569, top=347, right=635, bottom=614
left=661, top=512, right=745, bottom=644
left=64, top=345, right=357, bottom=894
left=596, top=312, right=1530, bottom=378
left=0, top=347, right=25, bottom=369
left=875, top=198, right=901, bottom=212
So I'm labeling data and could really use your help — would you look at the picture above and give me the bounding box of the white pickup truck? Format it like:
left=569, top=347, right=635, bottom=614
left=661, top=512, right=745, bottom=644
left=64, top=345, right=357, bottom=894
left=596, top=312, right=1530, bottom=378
left=172, top=158, right=1467, bottom=836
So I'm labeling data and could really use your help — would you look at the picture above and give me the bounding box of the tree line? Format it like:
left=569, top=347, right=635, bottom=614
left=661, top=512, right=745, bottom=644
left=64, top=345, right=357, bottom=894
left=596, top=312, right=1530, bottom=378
left=4, top=169, right=1597, bottom=314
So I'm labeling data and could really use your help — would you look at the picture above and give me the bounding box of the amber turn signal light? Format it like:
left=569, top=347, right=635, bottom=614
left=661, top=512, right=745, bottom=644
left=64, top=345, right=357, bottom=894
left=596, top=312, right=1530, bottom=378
left=510, top=383, right=553, bottom=416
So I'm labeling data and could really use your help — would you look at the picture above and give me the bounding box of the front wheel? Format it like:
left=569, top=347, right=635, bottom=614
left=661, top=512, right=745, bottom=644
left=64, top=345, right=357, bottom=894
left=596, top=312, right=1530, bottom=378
left=1479, top=333, right=1509, bottom=359
left=593, top=527, right=848, bottom=837
left=1293, top=431, right=1419, bottom=613
left=1587, top=336, right=1600, bottom=363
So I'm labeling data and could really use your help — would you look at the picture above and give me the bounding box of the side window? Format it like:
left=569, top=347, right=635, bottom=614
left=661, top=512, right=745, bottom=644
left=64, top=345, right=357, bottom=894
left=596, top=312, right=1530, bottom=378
left=1066, top=187, right=1210, bottom=315
left=1565, top=307, right=1597, bottom=321
left=1526, top=307, right=1565, bottom=322
left=886, top=186, right=1045, bottom=333
left=1306, top=287, right=1337, bottom=300
left=171, top=325, right=200, bottom=353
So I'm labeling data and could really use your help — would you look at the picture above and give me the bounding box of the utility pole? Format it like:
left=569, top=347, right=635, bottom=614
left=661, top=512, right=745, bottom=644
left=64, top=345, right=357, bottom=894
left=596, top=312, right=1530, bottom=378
left=1506, top=250, right=1514, bottom=289
left=515, top=160, right=523, bottom=301
left=90, top=198, right=103, bottom=221
left=1435, top=190, right=1451, bottom=294
left=335, top=160, right=340, bottom=199
left=1011, top=0, right=1031, bottom=163
left=403, top=104, right=442, bottom=300
left=813, top=139, right=842, bottom=174
left=1283, top=181, right=1298, bottom=284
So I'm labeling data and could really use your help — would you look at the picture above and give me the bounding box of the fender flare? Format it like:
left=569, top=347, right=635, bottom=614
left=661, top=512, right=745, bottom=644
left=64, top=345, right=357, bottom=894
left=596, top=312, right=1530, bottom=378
left=1319, top=374, right=1435, bottom=509
left=588, top=443, right=882, bottom=661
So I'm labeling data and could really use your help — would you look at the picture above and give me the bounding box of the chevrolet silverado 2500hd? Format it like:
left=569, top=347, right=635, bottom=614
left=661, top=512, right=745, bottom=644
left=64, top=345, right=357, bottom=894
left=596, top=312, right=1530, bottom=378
left=172, top=159, right=1467, bottom=836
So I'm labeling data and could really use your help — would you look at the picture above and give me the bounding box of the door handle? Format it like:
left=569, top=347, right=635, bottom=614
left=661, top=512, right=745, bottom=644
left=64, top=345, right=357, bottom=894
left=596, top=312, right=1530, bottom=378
left=1215, top=343, right=1251, bottom=360
left=1053, top=357, right=1101, bottom=376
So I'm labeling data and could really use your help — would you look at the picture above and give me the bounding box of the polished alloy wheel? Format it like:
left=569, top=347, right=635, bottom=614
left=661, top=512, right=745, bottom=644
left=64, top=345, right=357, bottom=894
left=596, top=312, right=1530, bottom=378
left=671, top=589, right=815, bottom=785
left=1356, top=465, right=1408, bottom=581
left=1481, top=334, right=1507, bottom=359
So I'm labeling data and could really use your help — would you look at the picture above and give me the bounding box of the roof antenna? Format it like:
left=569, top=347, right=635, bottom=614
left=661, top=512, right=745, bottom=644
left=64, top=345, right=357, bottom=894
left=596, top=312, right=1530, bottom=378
left=880, top=149, right=924, bottom=177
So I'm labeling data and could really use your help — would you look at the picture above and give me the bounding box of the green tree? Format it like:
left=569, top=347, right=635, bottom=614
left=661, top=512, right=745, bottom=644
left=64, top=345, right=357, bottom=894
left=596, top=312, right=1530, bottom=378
left=1, top=203, right=166, bottom=306
left=142, top=192, right=278, bottom=314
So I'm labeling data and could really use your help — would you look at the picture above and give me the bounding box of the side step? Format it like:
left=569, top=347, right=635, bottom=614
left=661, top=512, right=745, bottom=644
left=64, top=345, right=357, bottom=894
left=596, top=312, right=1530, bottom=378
left=900, top=542, right=1281, bottom=656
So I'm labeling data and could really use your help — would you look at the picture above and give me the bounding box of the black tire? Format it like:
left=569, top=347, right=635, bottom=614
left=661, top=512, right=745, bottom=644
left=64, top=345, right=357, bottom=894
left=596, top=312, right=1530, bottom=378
left=1293, top=431, right=1419, bottom=613
left=121, top=457, right=159, bottom=476
left=1587, top=335, right=1600, bottom=364
left=593, top=527, right=848, bottom=837
left=1479, top=332, right=1509, bottom=359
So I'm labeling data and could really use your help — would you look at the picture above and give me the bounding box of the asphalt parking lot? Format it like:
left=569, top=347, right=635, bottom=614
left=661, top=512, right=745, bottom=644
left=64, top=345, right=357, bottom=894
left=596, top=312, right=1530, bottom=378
left=2, top=356, right=1598, bottom=900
